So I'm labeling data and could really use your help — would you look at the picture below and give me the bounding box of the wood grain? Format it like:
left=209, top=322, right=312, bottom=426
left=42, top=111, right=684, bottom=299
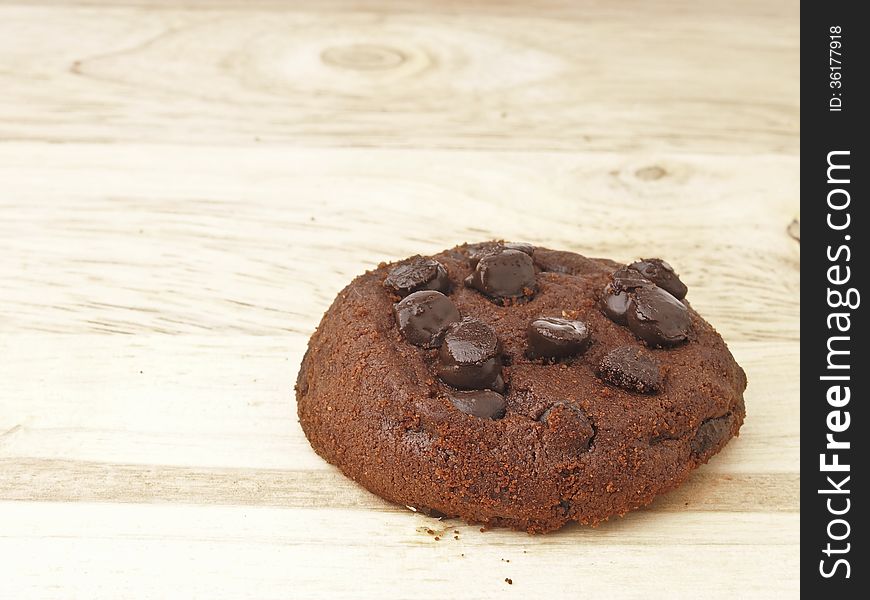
left=0, top=0, right=797, bottom=153
left=0, top=502, right=798, bottom=599
left=0, top=0, right=799, bottom=598
left=0, top=145, right=798, bottom=341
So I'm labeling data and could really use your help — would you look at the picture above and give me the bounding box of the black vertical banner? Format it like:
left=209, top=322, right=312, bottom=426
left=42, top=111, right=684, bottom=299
left=803, top=2, right=868, bottom=596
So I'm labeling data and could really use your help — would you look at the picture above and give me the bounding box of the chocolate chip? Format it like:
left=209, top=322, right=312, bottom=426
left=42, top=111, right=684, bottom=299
left=447, top=389, right=506, bottom=420
left=468, top=246, right=497, bottom=268
left=527, top=317, right=591, bottom=359
left=690, top=413, right=734, bottom=457
left=437, top=317, right=502, bottom=390
left=503, top=241, right=535, bottom=255
left=468, top=242, right=534, bottom=268
left=393, top=290, right=460, bottom=348
left=384, top=256, right=450, bottom=296
left=600, top=265, right=691, bottom=346
left=611, top=267, right=652, bottom=291
left=465, top=249, right=536, bottom=299
left=600, top=268, right=651, bottom=323
left=600, top=284, right=632, bottom=324
left=628, top=258, right=688, bottom=299
left=626, top=285, right=691, bottom=347
left=598, top=346, right=662, bottom=393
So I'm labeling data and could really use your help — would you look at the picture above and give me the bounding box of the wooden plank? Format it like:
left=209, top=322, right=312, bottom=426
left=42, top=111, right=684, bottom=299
left=0, top=1, right=798, bottom=153
left=0, top=502, right=799, bottom=599
left=0, top=145, right=799, bottom=343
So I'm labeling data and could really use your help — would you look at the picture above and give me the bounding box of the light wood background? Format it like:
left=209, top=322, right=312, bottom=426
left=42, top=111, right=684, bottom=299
left=0, top=0, right=799, bottom=598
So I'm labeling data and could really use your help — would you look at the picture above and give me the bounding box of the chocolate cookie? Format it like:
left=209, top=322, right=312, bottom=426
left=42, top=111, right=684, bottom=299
left=296, top=242, right=746, bottom=532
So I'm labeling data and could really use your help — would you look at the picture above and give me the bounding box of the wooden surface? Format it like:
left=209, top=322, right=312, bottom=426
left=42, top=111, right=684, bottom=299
left=0, top=1, right=799, bottom=598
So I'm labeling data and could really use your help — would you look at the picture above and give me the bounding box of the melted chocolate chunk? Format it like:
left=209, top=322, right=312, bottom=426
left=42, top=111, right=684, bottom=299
left=527, top=317, right=591, bottom=359
left=626, top=285, right=691, bottom=347
left=628, top=258, right=688, bottom=300
left=384, top=256, right=450, bottom=296
left=467, top=246, right=496, bottom=269
left=468, top=242, right=534, bottom=268
left=437, top=317, right=502, bottom=390
left=691, top=413, right=735, bottom=457
left=465, top=249, right=536, bottom=299
left=611, top=267, right=652, bottom=292
left=600, top=284, right=632, bottom=324
left=598, top=346, right=662, bottom=393
left=503, top=241, right=535, bottom=256
left=600, top=268, right=653, bottom=323
left=447, top=389, right=506, bottom=420
left=393, top=290, right=460, bottom=348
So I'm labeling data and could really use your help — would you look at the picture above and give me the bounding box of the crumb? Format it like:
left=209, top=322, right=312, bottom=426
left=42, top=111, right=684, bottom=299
left=426, top=529, right=434, bottom=535
left=434, top=536, right=440, bottom=541
left=479, top=528, right=485, bottom=533
left=454, top=530, right=460, bottom=534
left=505, top=578, right=513, bottom=585
left=454, top=535, right=459, bottom=540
